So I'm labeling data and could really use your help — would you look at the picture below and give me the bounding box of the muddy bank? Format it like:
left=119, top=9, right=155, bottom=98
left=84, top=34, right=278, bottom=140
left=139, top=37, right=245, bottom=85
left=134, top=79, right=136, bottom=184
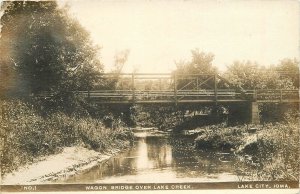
left=1, top=100, right=134, bottom=176
left=2, top=146, right=127, bottom=185
left=192, top=123, right=299, bottom=181
left=190, top=124, right=245, bottom=151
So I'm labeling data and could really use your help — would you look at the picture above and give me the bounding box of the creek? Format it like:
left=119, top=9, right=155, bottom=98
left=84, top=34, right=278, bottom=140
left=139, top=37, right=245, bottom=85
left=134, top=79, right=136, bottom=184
left=59, top=130, right=241, bottom=183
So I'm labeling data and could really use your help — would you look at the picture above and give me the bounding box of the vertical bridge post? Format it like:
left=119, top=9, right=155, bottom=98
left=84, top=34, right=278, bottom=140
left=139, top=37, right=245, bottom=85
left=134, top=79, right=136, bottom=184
left=251, top=89, right=260, bottom=124
left=132, top=73, right=135, bottom=104
left=251, top=101, right=260, bottom=124
left=214, top=74, right=218, bottom=104
left=174, top=73, right=177, bottom=105
left=87, top=90, right=90, bottom=102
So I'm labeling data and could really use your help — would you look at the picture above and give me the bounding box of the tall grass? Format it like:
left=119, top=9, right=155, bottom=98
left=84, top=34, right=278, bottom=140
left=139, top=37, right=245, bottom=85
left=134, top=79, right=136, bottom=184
left=194, top=122, right=299, bottom=181
left=194, top=124, right=247, bottom=151
left=243, top=122, right=299, bottom=181
left=0, top=100, right=133, bottom=175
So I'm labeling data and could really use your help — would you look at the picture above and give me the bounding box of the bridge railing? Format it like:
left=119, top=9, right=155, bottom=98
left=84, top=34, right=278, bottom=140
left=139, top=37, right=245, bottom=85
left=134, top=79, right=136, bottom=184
left=76, top=89, right=247, bottom=103
left=253, top=89, right=299, bottom=102
left=36, top=88, right=299, bottom=104
left=76, top=89, right=299, bottom=103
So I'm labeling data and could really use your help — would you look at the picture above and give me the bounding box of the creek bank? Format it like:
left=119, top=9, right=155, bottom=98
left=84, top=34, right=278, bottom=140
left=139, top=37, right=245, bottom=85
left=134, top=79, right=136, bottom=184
left=191, top=124, right=246, bottom=151
left=2, top=145, right=130, bottom=185
left=1, top=99, right=134, bottom=178
left=192, top=124, right=288, bottom=154
left=190, top=122, right=299, bottom=180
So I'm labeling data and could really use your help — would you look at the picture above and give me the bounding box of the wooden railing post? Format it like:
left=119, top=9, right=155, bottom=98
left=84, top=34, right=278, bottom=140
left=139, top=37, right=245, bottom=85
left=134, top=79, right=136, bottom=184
left=132, top=73, right=135, bottom=103
left=174, top=73, right=177, bottom=105
left=214, top=74, right=218, bottom=104
left=87, top=90, right=90, bottom=102
left=253, top=89, right=257, bottom=101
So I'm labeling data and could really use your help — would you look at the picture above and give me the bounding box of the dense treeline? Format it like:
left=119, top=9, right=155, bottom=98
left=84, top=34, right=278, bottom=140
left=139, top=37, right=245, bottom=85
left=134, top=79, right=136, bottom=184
left=173, top=49, right=299, bottom=90
left=171, top=49, right=299, bottom=123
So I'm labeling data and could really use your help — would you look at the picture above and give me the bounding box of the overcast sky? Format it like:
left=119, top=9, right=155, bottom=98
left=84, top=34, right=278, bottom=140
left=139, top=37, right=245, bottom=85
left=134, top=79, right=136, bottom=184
left=60, top=0, right=299, bottom=73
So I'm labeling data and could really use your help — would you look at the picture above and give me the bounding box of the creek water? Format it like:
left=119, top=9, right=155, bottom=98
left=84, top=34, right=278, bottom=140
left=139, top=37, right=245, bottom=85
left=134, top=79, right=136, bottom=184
left=61, top=131, right=241, bottom=183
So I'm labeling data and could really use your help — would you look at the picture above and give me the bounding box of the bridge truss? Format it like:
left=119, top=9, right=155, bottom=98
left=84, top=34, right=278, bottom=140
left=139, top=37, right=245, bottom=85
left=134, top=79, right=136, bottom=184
left=74, top=73, right=299, bottom=104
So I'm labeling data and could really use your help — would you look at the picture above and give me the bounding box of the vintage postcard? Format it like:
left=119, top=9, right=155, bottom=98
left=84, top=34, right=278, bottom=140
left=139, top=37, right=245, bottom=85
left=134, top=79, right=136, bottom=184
left=0, top=0, right=299, bottom=193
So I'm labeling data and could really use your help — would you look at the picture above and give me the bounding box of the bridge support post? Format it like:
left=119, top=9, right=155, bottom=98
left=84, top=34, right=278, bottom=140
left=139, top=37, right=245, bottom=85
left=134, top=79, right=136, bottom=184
left=250, top=102, right=260, bottom=124
left=174, top=73, right=177, bottom=105
left=87, top=90, right=90, bottom=102
left=132, top=73, right=135, bottom=104
left=214, top=74, right=218, bottom=105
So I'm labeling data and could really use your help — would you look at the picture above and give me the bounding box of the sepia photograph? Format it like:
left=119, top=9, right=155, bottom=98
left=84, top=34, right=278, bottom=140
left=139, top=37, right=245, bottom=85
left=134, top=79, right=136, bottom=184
left=0, top=0, right=299, bottom=193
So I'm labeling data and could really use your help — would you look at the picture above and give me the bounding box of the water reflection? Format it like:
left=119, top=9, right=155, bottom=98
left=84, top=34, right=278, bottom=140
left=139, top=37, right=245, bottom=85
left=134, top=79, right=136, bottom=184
left=145, top=136, right=173, bottom=169
left=60, top=132, right=239, bottom=183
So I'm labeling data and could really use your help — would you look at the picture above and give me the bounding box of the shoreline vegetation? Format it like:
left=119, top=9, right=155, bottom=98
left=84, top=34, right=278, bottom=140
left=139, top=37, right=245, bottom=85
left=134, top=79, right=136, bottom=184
left=1, top=99, right=134, bottom=182
left=192, top=122, right=299, bottom=181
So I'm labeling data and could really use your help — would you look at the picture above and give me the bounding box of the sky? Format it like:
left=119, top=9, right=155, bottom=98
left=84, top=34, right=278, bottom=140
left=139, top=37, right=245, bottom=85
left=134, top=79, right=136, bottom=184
left=61, top=0, right=299, bottom=73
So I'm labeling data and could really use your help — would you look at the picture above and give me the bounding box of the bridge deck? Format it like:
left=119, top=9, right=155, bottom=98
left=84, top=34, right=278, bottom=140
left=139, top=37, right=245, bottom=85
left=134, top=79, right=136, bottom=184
left=74, top=89, right=299, bottom=104
left=37, top=73, right=299, bottom=104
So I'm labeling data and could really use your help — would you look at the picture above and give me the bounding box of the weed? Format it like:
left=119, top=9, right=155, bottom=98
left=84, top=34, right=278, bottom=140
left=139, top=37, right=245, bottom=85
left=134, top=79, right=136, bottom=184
left=0, top=100, right=133, bottom=176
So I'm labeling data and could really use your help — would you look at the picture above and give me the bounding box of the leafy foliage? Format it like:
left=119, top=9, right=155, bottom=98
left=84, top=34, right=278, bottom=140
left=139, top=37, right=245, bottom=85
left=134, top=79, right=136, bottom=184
left=0, top=1, right=103, bottom=97
left=237, top=123, right=299, bottom=181
left=173, top=49, right=217, bottom=90
left=222, top=60, right=298, bottom=122
left=194, top=124, right=245, bottom=151
left=174, top=49, right=217, bottom=75
left=223, top=60, right=295, bottom=90
left=194, top=122, right=299, bottom=181
left=276, top=58, right=299, bottom=88
left=0, top=100, right=133, bottom=175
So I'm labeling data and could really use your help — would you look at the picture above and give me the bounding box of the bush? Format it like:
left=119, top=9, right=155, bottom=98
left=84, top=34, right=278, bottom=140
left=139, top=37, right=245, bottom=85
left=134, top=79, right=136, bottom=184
left=193, top=122, right=299, bottom=181
left=243, top=122, right=299, bottom=180
left=0, top=100, right=133, bottom=175
left=194, top=124, right=246, bottom=151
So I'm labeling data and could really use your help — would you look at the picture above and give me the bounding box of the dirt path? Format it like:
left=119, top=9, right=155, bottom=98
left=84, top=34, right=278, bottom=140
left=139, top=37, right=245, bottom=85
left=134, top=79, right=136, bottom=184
left=2, top=146, right=119, bottom=185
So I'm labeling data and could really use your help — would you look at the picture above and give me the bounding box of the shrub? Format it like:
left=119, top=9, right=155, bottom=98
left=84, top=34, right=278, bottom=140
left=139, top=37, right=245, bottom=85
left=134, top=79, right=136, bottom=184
left=194, top=124, right=246, bottom=151
left=246, top=122, right=299, bottom=180
left=0, top=100, right=133, bottom=175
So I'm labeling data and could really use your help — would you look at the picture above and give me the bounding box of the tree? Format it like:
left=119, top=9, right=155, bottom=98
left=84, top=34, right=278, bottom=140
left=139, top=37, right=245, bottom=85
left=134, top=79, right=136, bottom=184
left=173, top=49, right=217, bottom=90
left=223, top=60, right=297, bottom=123
left=95, top=49, right=131, bottom=90
left=0, top=1, right=103, bottom=97
left=223, top=60, right=294, bottom=90
left=175, top=49, right=216, bottom=74
left=113, top=49, right=130, bottom=74
left=276, top=58, right=299, bottom=88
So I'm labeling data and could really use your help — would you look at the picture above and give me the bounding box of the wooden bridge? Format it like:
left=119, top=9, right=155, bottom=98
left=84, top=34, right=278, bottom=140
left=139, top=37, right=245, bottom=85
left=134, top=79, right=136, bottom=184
left=38, top=73, right=299, bottom=124
left=80, top=89, right=299, bottom=104
left=76, top=73, right=299, bottom=104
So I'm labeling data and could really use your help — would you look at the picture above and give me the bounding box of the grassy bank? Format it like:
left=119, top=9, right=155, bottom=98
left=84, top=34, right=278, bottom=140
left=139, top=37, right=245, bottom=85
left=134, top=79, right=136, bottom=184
left=194, top=124, right=245, bottom=151
left=194, top=122, right=299, bottom=181
left=0, top=100, right=134, bottom=176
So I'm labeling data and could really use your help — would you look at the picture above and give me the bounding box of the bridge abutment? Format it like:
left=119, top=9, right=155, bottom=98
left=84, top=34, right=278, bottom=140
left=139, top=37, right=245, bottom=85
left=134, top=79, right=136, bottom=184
left=250, top=102, right=260, bottom=124
left=227, top=102, right=260, bottom=125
